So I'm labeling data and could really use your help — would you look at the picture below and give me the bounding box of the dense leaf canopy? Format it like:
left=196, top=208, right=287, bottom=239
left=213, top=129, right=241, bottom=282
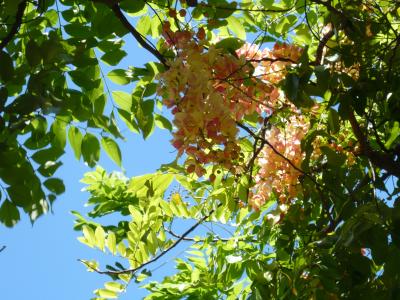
left=1, top=0, right=400, bottom=299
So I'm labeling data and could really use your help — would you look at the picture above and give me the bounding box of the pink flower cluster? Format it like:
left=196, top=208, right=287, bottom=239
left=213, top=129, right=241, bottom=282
left=158, top=27, right=307, bottom=207
left=249, top=115, right=308, bottom=210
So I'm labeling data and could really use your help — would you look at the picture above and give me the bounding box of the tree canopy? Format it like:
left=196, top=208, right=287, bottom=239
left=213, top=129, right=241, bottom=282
left=1, top=0, right=400, bottom=298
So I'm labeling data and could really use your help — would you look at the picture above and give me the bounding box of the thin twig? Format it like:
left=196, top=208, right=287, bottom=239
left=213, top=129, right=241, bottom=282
left=0, top=1, right=27, bottom=51
left=249, top=57, right=297, bottom=64
left=80, top=206, right=219, bottom=275
left=237, top=122, right=306, bottom=177
left=201, top=2, right=299, bottom=13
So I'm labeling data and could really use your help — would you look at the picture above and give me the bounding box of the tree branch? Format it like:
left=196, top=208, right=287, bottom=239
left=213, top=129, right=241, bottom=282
left=0, top=1, right=27, bottom=51
left=82, top=206, right=218, bottom=275
left=249, top=57, right=297, bottom=64
left=92, top=0, right=167, bottom=66
left=202, top=2, right=299, bottom=13
left=163, top=226, right=250, bottom=243
left=110, top=3, right=167, bottom=66
left=348, top=110, right=400, bottom=178
left=311, top=23, right=334, bottom=66
left=237, top=122, right=306, bottom=177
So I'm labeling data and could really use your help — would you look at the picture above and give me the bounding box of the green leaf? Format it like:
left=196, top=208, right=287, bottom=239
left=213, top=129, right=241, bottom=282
left=112, top=91, right=132, bottom=112
left=32, top=147, right=64, bottom=165
left=0, top=51, right=14, bottom=82
left=101, top=49, right=127, bottom=66
left=108, top=69, right=131, bottom=85
left=0, top=200, right=20, bottom=227
left=101, top=137, right=122, bottom=167
left=385, top=121, right=399, bottom=149
left=150, top=15, right=162, bottom=38
left=68, top=126, right=83, bottom=160
left=227, top=17, right=246, bottom=40
left=320, top=146, right=346, bottom=167
left=51, top=118, right=67, bottom=149
left=107, top=232, right=116, bottom=255
left=82, top=225, right=96, bottom=247
left=294, top=23, right=312, bottom=45
left=64, top=23, right=91, bottom=38
left=136, top=272, right=149, bottom=283
left=5, top=93, right=41, bottom=115
left=284, top=73, right=299, bottom=102
left=95, top=226, right=105, bottom=251
left=118, top=109, right=140, bottom=133
left=327, top=108, right=340, bottom=134
left=6, top=185, right=31, bottom=208
left=136, top=100, right=154, bottom=139
left=97, top=289, right=118, bottom=299
left=104, top=282, right=124, bottom=293
left=120, top=0, right=145, bottom=13
left=44, top=9, right=59, bottom=26
left=226, top=255, right=243, bottom=264
left=69, top=70, right=100, bottom=89
left=44, top=178, right=65, bottom=195
left=213, top=1, right=237, bottom=18
left=25, top=40, right=42, bottom=67
left=159, top=200, right=173, bottom=217
left=38, top=161, right=62, bottom=177
left=81, top=133, right=100, bottom=168
left=136, top=15, right=151, bottom=36
left=154, top=114, right=172, bottom=131
left=215, top=37, right=245, bottom=53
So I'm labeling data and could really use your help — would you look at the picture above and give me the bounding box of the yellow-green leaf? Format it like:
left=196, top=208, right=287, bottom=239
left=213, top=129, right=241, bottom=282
left=227, top=17, right=246, bottom=40
left=112, top=90, right=132, bottom=112
left=95, top=226, right=105, bottom=251
left=101, top=137, right=122, bottom=167
left=107, top=232, right=116, bottom=255
left=104, top=282, right=124, bottom=293
left=97, top=288, right=118, bottom=299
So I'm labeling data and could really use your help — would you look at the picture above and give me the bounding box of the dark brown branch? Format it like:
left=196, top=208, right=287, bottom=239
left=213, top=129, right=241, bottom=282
left=312, top=23, right=334, bottom=66
left=316, top=186, right=336, bottom=233
left=348, top=110, right=400, bottom=178
left=165, top=226, right=231, bottom=243
left=92, top=0, right=167, bottom=66
left=82, top=207, right=218, bottom=275
left=0, top=1, right=27, bottom=51
left=369, top=117, right=390, bottom=154
left=237, top=122, right=306, bottom=177
left=249, top=57, right=297, bottom=64
left=202, top=2, right=299, bottom=13
left=165, top=227, right=258, bottom=243
left=110, top=4, right=167, bottom=66
left=244, top=118, right=269, bottom=200
left=164, top=227, right=201, bottom=241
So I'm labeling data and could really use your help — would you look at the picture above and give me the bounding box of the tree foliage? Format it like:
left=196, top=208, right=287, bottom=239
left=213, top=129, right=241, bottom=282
left=1, top=0, right=400, bottom=298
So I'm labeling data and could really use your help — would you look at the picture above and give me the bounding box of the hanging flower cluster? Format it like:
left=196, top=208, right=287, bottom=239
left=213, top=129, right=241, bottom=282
left=158, top=25, right=306, bottom=207
left=249, top=115, right=309, bottom=210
